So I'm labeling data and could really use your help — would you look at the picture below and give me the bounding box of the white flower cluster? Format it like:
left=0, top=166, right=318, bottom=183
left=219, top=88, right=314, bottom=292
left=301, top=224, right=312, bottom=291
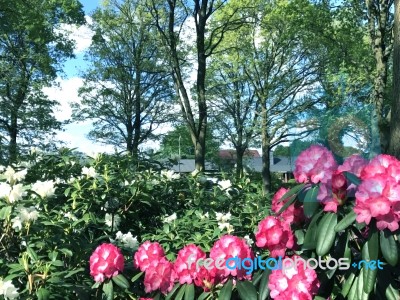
left=200, top=212, right=209, bottom=219
left=105, top=213, right=121, bottom=229
left=216, top=212, right=233, bottom=233
left=114, top=231, right=138, bottom=250
left=11, top=206, right=39, bottom=231
left=218, top=179, right=232, bottom=190
left=0, top=278, right=19, bottom=299
left=163, top=212, right=177, bottom=223
left=0, top=183, right=26, bottom=203
left=161, top=170, right=180, bottom=180
left=31, top=180, right=56, bottom=198
left=244, top=235, right=254, bottom=247
left=3, top=166, right=27, bottom=185
left=81, top=166, right=97, bottom=178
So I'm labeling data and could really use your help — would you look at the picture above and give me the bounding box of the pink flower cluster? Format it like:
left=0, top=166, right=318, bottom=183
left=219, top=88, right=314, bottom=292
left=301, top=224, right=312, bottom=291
left=89, top=243, right=124, bottom=283
left=133, top=236, right=254, bottom=294
left=174, top=244, right=206, bottom=284
left=210, top=235, right=254, bottom=282
left=294, top=145, right=337, bottom=184
left=255, top=216, right=295, bottom=258
left=272, top=187, right=305, bottom=225
left=355, top=154, right=400, bottom=231
left=268, top=255, right=320, bottom=300
left=134, top=241, right=176, bottom=294
left=318, top=154, right=368, bottom=213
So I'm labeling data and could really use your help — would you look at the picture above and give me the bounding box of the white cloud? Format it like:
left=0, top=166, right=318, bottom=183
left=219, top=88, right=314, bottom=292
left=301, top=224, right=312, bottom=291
left=43, top=77, right=84, bottom=121
left=58, top=15, right=94, bottom=54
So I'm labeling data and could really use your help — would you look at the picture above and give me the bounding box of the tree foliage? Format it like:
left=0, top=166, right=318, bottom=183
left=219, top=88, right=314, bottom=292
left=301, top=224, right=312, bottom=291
left=73, top=0, right=174, bottom=158
left=0, top=0, right=85, bottom=162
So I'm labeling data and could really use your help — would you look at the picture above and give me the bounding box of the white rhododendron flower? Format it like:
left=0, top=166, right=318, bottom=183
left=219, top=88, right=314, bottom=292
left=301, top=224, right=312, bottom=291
left=163, top=212, right=177, bottom=223
left=115, top=231, right=138, bottom=250
left=11, top=206, right=39, bottom=231
left=200, top=212, right=209, bottom=219
left=82, top=166, right=97, bottom=178
left=11, top=217, right=23, bottom=231
left=0, top=183, right=11, bottom=199
left=244, top=235, right=254, bottom=246
left=216, top=212, right=231, bottom=222
left=4, top=167, right=27, bottom=184
left=161, top=170, right=180, bottom=180
left=105, top=213, right=121, bottom=229
left=64, top=212, right=77, bottom=221
left=218, top=179, right=232, bottom=190
left=218, top=222, right=234, bottom=233
left=31, top=180, right=56, bottom=198
left=8, top=184, right=27, bottom=203
left=0, top=279, right=19, bottom=299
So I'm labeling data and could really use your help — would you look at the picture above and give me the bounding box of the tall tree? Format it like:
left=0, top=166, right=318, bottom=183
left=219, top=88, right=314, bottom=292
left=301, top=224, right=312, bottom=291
left=208, top=44, right=260, bottom=178
left=158, top=123, right=221, bottom=160
left=244, top=0, right=320, bottom=193
left=389, top=0, right=400, bottom=158
left=147, top=0, right=247, bottom=171
left=0, top=0, right=85, bottom=162
left=364, top=0, right=394, bottom=152
left=73, top=0, right=174, bottom=158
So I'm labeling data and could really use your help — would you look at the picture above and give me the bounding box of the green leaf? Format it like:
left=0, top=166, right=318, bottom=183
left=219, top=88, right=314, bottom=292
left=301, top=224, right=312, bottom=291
left=184, top=284, right=195, bottom=300
left=380, top=230, right=398, bottom=266
left=219, top=279, right=233, bottom=300
left=197, top=292, right=210, bottom=300
left=294, top=229, right=304, bottom=245
left=385, top=283, right=400, bottom=300
left=258, top=269, right=271, bottom=300
left=344, top=171, right=361, bottom=186
left=303, top=185, right=320, bottom=218
left=341, top=271, right=356, bottom=297
left=276, top=195, right=296, bottom=215
left=0, top=206, right=11, bottom=220
left=26, top=246, right=39, bottom=262
left=362, top=228, right=378, bottom=294
left=335, top=210, right=357, bottom=232
left=102, top=281, right=113, bottom=300
left=278, top=183, right=305, bottom=203
left=236, top=281, right=257, bottom=300
left=112, top=274, right=130, bottom=290
left=174, top=284, right=186, bottom=300
left=131, top=271, right=143, bottom=282
left=302, top=210, right=323, bottom=250
left=36, top=288, right=50, bottom=300
left=165, top=283, right=181, bottom=300
left=316, top=213, right=337, bottom=256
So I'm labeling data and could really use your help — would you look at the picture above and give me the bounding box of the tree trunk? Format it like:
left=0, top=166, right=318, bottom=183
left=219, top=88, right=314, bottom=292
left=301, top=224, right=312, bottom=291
left=261, top=105, right=271, bottom=194
left=389, top=0, right=400, bottom=158
left=8, top=113, right=18, bottom=163
left=235, top=147, right=245, bottom=179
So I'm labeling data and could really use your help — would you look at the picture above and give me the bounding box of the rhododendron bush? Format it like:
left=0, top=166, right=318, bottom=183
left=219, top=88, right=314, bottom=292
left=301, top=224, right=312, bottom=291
left=1, top=145, right=400, bottom=299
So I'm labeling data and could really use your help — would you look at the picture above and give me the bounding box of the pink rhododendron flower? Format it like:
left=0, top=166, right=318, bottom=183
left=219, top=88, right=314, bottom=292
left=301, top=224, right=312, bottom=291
left=355, top=175, right=400, bottom=231
left=89, top=243, right=124, bottom=283
left=134, top=241, right=165, bottom=272
left=268, top=255, right=320, bottom=300
left=318, top=171, right=348, bottom=213
left=209, top=235, right=254, bottom=282
left=143, top=257, right=177, bottom=294
left=294, top=145, right=337, bottom=184
left=174, top=244, right=206, bottom=284
left=272, top=187, right=305, bottom=225
left=360, top=154, right=400, bottom=181
left=193, top=266, right=216, bottom=292
left=337, top=154, right=368, bottom=177
left=255, top=216, right=295, bottom=258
